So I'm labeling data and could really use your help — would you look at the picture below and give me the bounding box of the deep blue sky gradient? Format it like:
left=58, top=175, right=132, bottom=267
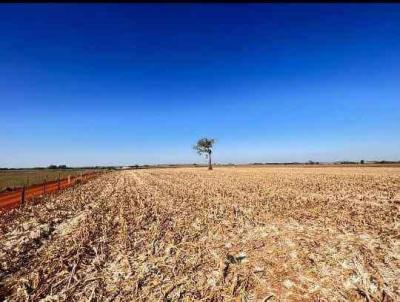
left=1, top=4, right=399, bottom=167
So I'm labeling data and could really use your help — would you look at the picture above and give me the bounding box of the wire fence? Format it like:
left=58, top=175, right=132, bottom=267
left=0, top=171, right=103, bottom=212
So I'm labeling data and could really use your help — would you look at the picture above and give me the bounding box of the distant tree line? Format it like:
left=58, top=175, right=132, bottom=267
left=1, top=160, right=400, bottom=171
left=248, top=160, right=400, bottom=166
left=48, top=164, right=68, bottom=169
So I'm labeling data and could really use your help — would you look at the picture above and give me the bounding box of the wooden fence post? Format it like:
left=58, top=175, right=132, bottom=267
left=21, top=185, right=26, bottom=206
left=68, top=175, right=71, bottom=185
left=58, top=174, right=61, bottom=191
left=43, top=177, right=47, bottom=195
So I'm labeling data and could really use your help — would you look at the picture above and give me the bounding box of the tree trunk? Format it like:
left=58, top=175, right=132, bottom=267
left=208, top=152, right=212, bottom=170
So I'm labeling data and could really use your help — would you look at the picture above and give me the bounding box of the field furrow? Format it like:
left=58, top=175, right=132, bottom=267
left=0, top=167, right=399, bottom=301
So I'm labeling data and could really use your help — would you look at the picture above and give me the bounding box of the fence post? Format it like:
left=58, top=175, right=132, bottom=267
left=43, top=177, right=46, bottom=195
left=68, top=175, right=71, bottom=185
left=21, top=185, right=26, bottom=206
left=58, top=174, right=61, bottom=191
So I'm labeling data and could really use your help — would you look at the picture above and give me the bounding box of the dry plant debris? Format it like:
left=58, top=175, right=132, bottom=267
left=0, top=166, right=399, bottom=301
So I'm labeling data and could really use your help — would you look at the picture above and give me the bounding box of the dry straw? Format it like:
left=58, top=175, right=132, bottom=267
left=0, top=166, right=399, bottom=301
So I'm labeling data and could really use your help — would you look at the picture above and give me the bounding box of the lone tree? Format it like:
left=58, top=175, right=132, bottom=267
left=194, top=138, right=215, bottom=170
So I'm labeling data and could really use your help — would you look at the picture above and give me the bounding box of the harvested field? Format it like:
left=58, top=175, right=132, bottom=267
left=0, top=167, right=399, bottom=301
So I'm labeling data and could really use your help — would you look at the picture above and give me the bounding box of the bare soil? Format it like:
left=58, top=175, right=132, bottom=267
left=1, top=167, right=399, bottom=301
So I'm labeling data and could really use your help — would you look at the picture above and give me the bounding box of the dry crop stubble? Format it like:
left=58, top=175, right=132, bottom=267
left=0, top=166, right=399, bottom=301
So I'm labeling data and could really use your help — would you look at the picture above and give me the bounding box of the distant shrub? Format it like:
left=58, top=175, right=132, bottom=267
left=48, top=164, right=68, bottom=169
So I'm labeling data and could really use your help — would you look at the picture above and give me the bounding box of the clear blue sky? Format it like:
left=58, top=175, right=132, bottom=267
left=1, top=4, right=399, bottom=167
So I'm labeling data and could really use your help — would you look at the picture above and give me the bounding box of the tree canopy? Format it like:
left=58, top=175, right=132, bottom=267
left=194, top=138, right=215, bottom=170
